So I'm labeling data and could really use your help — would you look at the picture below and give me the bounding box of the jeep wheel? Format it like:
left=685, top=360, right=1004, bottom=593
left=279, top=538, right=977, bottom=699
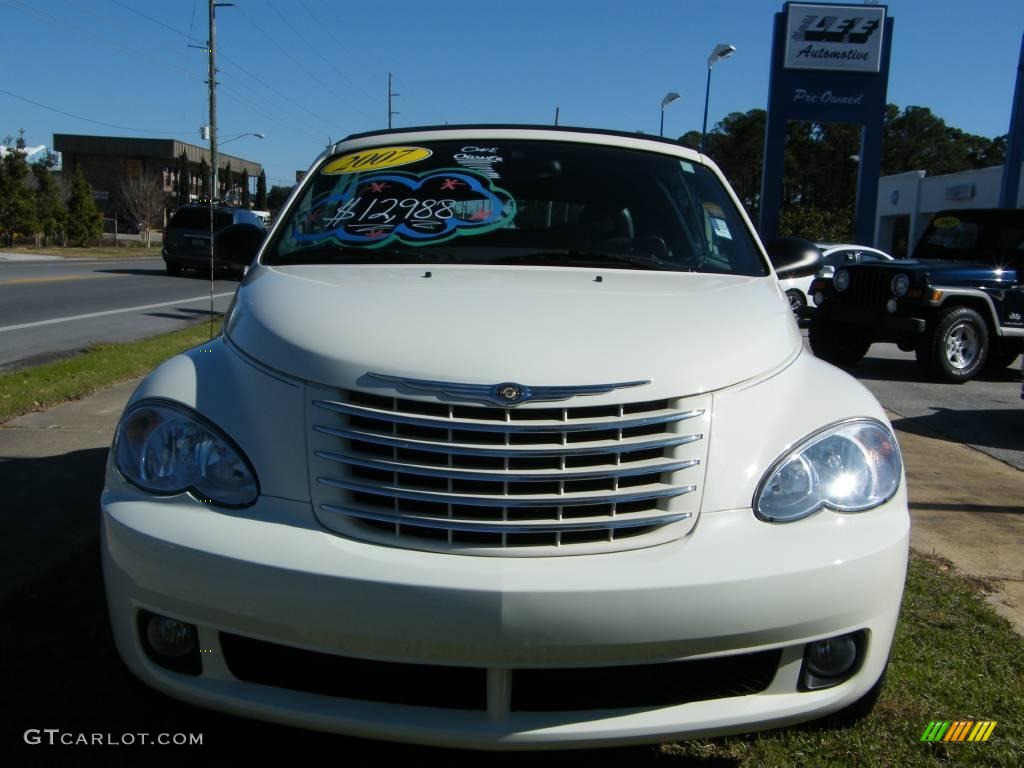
left=917, top=306, right=989, bottom=383
left=983, top=345, right=1022, bottom=373
left=786, top=289, right=806, bottom=319
left=808, top=317, right=871, bottom=367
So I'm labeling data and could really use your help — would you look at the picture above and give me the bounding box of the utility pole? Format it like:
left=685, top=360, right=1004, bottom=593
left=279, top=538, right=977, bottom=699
left=388, top=72, right=399, bottom=129
left=206, top=0, right=233, bottom=338
left=554, top=106, right=560, bottom=126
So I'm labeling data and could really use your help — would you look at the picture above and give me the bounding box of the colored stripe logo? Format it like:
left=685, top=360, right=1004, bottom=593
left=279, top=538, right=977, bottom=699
left=920, top=721, right=997, bottom=742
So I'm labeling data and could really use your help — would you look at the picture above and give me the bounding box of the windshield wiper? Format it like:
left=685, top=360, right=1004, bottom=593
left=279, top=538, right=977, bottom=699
left=491, top=250, right=680, bottom=271
left=273, top=245, right=442, bottom=265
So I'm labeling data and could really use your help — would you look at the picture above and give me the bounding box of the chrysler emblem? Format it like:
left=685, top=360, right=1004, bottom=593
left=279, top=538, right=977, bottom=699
left=496, top=383, right=524, bottom=403
left=365, top=373, right=650, bottom=406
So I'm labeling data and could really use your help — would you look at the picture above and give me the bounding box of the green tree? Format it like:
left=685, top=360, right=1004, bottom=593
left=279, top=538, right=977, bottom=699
left=223, top=160, right=234, bottom=200
left=256, top=170, right=268, bottom=209
left=0, top=143, right=37, bottom=246
left=32, top=162, right=66, bottom=247
left=267, top=184, right=292, bottom=214
left=176, top=151, right=191, bottom=208
left=882, top=105, right=1006, bottom=175
left=199, top=158, right=210, bottom=198
left=780, top=205, right=854, bottom=243
left=65, top=167, right=103, bottom=246
left=240, top=168, right=251, bottom=208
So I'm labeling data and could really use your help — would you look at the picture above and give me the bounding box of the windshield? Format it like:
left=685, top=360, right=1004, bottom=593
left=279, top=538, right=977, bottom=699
left=265, top=139, right=768, bottom=276
left=169, top=208, right=233, bottom=231
left=915, top=211, right=1024, bottom=266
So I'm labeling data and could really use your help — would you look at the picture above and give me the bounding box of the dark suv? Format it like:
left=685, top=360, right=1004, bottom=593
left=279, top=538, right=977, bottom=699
left=163, top=203, right=265, bottom=277
left=808, top=208, right=1024, bottom=383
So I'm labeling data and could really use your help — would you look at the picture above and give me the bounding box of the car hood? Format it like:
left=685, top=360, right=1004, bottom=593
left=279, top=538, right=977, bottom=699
left=224, top=264, right=801, bottom=400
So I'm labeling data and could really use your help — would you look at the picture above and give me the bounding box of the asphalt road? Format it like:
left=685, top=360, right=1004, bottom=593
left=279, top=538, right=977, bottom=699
left=0, top=257, right=238, bottom=372
left=1, top=257, right=1020, bottom=468
left=825, top=337, right=1024, bottom=470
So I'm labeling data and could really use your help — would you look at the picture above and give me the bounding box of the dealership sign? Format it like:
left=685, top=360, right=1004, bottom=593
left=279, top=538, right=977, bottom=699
left=784, top=3, right=886, bottom=73
left=760, top=3, right=893, bottom=245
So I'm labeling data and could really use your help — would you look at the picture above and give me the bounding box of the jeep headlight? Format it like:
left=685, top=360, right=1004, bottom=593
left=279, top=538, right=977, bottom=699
left=891, top=273, right=910, bottom=297
left=114, top=400, right=258, bottom=507
left=834, top=269, right=850, bottom=292
left=755, top=419, right=901, bottom=522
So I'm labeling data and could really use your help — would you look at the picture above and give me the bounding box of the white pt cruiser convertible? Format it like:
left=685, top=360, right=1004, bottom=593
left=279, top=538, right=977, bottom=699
left=102, top=126, right=908, bottom=749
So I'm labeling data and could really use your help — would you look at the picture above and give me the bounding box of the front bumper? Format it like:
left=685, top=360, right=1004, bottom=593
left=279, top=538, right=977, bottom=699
left=829, top=305, right=927, bottom=333
left=102, top=490, right=909, bottom=750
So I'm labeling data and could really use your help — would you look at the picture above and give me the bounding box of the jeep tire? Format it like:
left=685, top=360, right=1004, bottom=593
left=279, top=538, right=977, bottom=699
left=917, top=305, right=989, bottom=383
left=808, top=316, right=871, bottom=367
left=983, top=343, right=1023, bottom=373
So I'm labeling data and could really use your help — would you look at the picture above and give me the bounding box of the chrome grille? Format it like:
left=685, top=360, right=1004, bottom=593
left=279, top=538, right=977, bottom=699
left=308, top=387, right=710, bottom=556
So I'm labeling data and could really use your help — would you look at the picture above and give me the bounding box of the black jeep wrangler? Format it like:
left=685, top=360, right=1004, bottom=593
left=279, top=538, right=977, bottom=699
left=808, top=208, right=1024, bottom=383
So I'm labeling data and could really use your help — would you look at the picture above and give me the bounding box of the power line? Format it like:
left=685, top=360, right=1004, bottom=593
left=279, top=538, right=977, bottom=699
left=109, top=0, right=201, bottom=43
left=7, top=0, right=331, bottom=146
left=234, top=5, right=368, bottom=123
left=0, top=86, right=193, bottom=137
left=266, top=2, right=378, bottom=109
left=94, top=0, right=342, bottom=133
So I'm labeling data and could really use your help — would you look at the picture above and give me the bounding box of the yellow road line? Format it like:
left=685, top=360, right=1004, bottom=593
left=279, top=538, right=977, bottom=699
left=0, top=274, right=123, bottom=286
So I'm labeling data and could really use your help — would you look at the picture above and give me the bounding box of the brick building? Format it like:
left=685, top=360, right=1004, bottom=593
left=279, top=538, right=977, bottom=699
left=52, top=134, right=262, bottom=226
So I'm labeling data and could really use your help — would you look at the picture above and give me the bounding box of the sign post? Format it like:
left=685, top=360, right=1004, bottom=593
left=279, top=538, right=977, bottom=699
left=759, top=3, right=894, bottom=245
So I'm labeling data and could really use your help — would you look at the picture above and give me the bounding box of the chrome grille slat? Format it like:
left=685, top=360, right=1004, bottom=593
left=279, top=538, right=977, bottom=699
left=315, top=450, right=699, bottom=482
left=314, top=399, right=703, bottom=433
left=320, top=504, right=692, bottom=533
left=313, top=424, right=703, bottom=456
left=309, top=386, right=710, bottom=555
left=318, top=477, right=696, bottom=507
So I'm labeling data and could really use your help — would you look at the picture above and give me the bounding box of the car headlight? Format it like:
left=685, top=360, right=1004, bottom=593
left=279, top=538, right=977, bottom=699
left=891, top=273, right=909, bottom=297
left=754, top=419, right=901, bottom=522
left=833, top=269, right=850, bottom=292
left=114, top=400, right=258, bottom=507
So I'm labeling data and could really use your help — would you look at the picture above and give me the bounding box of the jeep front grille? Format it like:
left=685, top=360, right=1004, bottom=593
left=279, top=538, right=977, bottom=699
left=834, top=270, right=891, bottom=308
left=308, top=386, right=710, bottom=556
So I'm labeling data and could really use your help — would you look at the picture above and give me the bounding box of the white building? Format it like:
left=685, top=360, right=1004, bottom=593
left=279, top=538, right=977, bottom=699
left=875, top=163, right=1024, bottom=257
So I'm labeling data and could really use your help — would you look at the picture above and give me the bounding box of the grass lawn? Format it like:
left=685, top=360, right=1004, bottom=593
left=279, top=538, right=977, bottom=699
left=0, top=318, right=220, bottom=423
left=659, top=551, right=1023, bottom=767
left=1, top=549, right=1018, bottom=765
left=0, top=244, right=161, bottom=259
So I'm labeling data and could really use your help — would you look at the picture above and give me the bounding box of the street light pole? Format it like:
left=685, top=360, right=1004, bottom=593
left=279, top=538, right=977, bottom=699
left=701, top=43, right=736, bottom=153
left=660, top=92, right=680, bottom=137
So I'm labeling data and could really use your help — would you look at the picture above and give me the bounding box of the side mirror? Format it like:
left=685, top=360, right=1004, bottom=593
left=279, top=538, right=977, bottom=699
left=766, top=236, right=823, bottom=278
left=213, top=223, right=266, bottom=268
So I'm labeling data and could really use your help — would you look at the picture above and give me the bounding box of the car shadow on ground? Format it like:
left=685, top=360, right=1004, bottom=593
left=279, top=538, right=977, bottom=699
left=0, top=543, right=734, bottom=766
left=96, top=268, right=239, bottom=282
left=890, top=408, right=1024, bottom=455
left=848, top=353, right=1022, bottom=385
left=145, top=310, right=220, bottom=321
left=0, top=447, right=108, bottom=603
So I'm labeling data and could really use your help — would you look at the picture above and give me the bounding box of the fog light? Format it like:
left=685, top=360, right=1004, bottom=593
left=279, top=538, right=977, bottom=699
left=886, top=298, right=898, bottom=313
left=801, top=632, right=863, bottom=690
left=813, top=291, right=825, bottom=306
left=138, top=610, right=202, bottom=675
left=807, top=636, right=857, bottom=677
left=146, top=615, right=197, bottom=658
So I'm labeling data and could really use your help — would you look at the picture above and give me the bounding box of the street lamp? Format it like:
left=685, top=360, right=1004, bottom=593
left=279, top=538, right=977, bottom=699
left=701, top=43, right=736, bottom=153
left=660, top=92, right=680, bottom=137
left=660, top=92, right=681, bottom=137
left=220, top=132, right=265, bottom=146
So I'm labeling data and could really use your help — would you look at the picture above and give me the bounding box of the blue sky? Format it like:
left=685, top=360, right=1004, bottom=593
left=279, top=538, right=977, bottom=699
left=2, top=1, right=1022, bottom=188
